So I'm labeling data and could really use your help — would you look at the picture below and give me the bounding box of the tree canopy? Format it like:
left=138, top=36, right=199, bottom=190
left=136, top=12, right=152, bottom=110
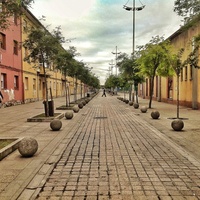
left=174, top=0, right=200, bottom=22
left=0, top=0, right=34, bottom=29
left=137, top=36, right=174, bottom=108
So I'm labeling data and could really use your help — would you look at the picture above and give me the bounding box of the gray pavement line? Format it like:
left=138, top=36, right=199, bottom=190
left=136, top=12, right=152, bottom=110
left=120, top=101, right=200, bottom=169
left=25, top=103, right=94, bottom=199
left=2, top=117, right=73, bottom=199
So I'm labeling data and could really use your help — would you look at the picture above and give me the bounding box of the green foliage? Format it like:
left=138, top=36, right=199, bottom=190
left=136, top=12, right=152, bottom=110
left=23, top=26, right=64, bottom=67
left=185, top=34, right=200, bottom=68
left=137, top=35, right=173, bottom=78
left=0, top=0, right=33, bottom=30
left=23, top=26, right=65, bottom=116
left=137, top=35, right=174, bottom=108
left=117, top=53, right=144, bottom=85
left=105, top=75, right=120, bottom=89
left=174, top=0, right=200, bottom=22
left=170, top=48, right=186, bottom=75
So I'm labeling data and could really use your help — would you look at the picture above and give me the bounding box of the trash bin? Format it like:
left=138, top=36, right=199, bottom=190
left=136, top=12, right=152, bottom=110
left=43, top=100, right=54, bottom=116
left=87, top=93, right=90, bottom=97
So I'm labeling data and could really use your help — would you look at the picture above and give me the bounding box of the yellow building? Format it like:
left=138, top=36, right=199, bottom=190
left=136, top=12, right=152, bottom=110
left=22, top=10, right=77, bottom=103
left=139, top=19, right=200, bottom=109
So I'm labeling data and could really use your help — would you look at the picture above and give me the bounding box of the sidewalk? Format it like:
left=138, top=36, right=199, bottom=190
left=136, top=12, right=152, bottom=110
left=0, top=93, right=200, bottom=199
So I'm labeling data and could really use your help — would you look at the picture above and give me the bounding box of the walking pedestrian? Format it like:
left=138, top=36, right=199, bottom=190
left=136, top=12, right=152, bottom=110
left=102, top=88, right=106, bottom=97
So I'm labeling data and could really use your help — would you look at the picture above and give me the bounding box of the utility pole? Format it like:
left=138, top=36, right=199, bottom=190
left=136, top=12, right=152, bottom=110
left=132, top=0, right=135, bottom=55
left=109, top=59, right=115, bottom=75
left=112, top=46, right=121, bottom=75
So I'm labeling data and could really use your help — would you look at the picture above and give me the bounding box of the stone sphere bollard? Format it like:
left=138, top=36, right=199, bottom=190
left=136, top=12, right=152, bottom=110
left=18, top=137, right=38, bottom=157
left=140, top=106, right=147, bottom=113
left=133, top=103, right=139, bottom=109
left=151, top=111, right=160, bottom=119
left=82, top=100, right=86, bottom=106
left=65, top=110, right=74, bottom=120
left=85, top=98, right=90, bottom=104
left=73, top=106, right=80, bottom=113
left=50, top=119, right=62, bottom=131
left=125, top=99, right=129, bottom=104
left=171, top=119, right=184, bottom=131
left=78, top=102, right=84, bottom=109
left=129, top=101, right=133, bottom=106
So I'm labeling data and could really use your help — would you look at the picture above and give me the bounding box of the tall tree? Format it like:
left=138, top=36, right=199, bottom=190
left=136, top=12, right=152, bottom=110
left=23, top=26, right=65, bottom=116
left=118, top=53, right=144, bottom=103
left=174, top=0, right=200, bottom=22
left=0, top=0, right=33, bottom=29
left=170, top=48, right=185, bottom=119
left=105, top=75, right=120, bottom=92
left=55, top=48, right=74, bottom=107
left=137, top=36, right=173, bottom=108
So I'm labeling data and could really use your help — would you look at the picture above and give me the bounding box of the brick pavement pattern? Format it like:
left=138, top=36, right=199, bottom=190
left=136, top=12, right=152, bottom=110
left=35, top=94, right=200, bottom=200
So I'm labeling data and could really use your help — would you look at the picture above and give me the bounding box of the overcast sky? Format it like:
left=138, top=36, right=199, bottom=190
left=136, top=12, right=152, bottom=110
left=30, top=0, right=183, bottom=85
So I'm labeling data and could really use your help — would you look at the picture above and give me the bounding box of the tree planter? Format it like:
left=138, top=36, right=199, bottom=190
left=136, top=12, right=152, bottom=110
left=18, top=137, right=38, bottom=157
left=65, top=111, right=74, bottom=120
left=73, top=106, right=80, bottom=113
left=171, top=119, right=184, bottom=131
left=134, top=103, right=139, bottom=109
left=151, top=111, right=160, bottom=119
left=140, top=106, right=147, bottom=113
left=50, top=119, right=62, bottom=131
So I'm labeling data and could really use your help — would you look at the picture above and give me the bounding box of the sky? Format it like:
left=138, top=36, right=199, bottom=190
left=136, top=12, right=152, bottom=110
left=30, top=0, right=183, bottom=85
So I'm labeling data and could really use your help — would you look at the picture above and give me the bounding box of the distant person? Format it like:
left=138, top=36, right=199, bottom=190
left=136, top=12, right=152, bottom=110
left=102, top=88, right=106, bottom=97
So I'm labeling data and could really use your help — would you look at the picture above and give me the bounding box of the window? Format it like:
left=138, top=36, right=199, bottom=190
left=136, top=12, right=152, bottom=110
left=0, top=2, right=2, bottom=12
left=24, top=47, right=28, bottom=57
left=180, top=68, right=183, bottom=82
left=13, top=40, right=18, bottom=55
left=23, top=19, right=27, bottom=32
left=0, top=32, right=6, bottom=50
left=190, top=65, right=193, bottom=80
left=39, top=79, right=42, bottom=90
left=13, top=13, right=17, bottom=25
left=1, top=73, right=7, bottom=89
left=33, top=78, right=36, bottom=90
left=14, top=75, right=19, bottom=89
left=25, top=77, right=28, bottom=90
left=0, top=1, right=5, bottom=13
left=185, top=66, right=188, bottom=81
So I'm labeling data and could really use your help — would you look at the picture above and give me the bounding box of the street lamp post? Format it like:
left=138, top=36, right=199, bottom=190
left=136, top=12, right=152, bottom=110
left=123, top=0, right=145, bottom=55
left=123, top=0, right=145, bottom=101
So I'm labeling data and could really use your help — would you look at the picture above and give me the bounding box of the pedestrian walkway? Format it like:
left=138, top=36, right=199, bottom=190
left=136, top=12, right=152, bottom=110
left=1, top=93, right=200, bottom=199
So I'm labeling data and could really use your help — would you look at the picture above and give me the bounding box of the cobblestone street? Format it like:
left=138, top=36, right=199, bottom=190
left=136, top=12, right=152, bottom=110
left=33, top=94, right=200, bottom=200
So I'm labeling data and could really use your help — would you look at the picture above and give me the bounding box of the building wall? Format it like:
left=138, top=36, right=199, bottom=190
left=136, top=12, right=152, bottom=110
left=140, top=20, right=200, bottom=110
left=0, top=16, right=23, bottom=105
left=0, top=10, right=86, bottom=107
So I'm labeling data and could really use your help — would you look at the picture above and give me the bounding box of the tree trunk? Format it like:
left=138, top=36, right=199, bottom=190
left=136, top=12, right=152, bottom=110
left=64, top=75, right=69, bottom=107
left=134, top=84, right=138, bottom=103
left=43, top=65, right=49, bottom=117
left=149, top=76, right=154, bottom=109
left=177, top=75, right=180, bottom=119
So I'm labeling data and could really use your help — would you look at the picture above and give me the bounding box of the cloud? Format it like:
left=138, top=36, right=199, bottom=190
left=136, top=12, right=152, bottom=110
left=30, top=0, right=183, bottom=84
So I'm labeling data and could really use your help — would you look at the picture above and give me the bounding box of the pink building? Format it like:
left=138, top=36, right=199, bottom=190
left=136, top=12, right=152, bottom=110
left=0, top=15, right=23, bottom=105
